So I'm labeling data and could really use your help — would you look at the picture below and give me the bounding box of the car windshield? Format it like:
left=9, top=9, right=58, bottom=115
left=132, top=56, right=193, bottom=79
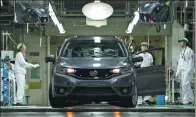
left=61, top=39, right=127, bottom=58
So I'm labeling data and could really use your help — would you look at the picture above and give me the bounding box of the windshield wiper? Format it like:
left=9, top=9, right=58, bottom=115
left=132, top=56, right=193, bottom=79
left=91, top=52, right=118, bottom=57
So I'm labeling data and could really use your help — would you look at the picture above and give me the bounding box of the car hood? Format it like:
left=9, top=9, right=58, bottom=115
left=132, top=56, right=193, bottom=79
left=58, top=57, right=129, bottom=69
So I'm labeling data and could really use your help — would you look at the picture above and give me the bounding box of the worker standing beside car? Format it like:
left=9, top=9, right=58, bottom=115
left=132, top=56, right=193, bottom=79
left=137, top=42, right=153, bottom=106
left=175, top=37, right=195, bottom=105
left=14, top=43, right=40, bottom=106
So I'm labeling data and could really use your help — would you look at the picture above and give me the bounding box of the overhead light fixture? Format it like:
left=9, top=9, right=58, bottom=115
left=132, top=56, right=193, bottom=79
left=49, top=2, right=65, bottom=34
left=1, top=0, right=3, bottom=6
left=185, top=0, right=188, bottom=8
left=95, top=25, right=101, bottom=28
left=82, top=0, right=113, bottom=20
left=58, top=23, right=65, bottom=34
left=126, top=9, right=139, bottom=34
left=14, top=12, right=17, bottom=23
left=86, top=17, right=107, bottom=28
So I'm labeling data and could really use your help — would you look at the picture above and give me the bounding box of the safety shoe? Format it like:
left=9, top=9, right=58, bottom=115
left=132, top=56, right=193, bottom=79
left=14, top=103, right=25, bottom=106
left=2, top=102, right=9, bottom=106
left=142, top=100, right=151, bottom=106
left=137, top=104, right=143, bottom=107
left=182, top=102, right=194, bottom=105
left=186, top=102, right=194, bottom=105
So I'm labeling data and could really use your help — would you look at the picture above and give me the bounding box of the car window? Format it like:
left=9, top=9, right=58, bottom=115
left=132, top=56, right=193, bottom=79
left=61, top=39, right=127, bottom=58
left=149, top=49, right=164, bottom=66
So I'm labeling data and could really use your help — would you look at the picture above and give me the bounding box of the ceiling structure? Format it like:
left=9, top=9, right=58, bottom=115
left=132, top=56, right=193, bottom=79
left=46, top=0, right=172, bottom=36
left=3, top=0, right=175, bottom=36
left=51, top=0, right=138, bottom=19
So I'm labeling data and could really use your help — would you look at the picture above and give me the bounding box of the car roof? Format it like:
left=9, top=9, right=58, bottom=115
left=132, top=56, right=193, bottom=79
left=66, top=36, right=121, bottom=42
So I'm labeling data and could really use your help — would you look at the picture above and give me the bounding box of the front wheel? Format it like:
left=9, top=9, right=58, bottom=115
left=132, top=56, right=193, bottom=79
left=120, top=85, right=138, bottom=108
left=49, top=83, right=65, bottom=108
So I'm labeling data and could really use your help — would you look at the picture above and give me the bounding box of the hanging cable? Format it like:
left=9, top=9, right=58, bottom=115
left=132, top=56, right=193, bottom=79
left=7, top=35, right=17, bottom=45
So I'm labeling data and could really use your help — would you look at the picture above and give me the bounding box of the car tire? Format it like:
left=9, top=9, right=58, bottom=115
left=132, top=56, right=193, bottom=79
left=49, top=83, right=65, bottom=108
left=120, top=85, right=138, bottom=108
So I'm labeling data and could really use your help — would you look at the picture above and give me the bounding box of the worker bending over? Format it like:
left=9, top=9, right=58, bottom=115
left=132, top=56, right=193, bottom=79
left=137, top=42, right=153, bottom=106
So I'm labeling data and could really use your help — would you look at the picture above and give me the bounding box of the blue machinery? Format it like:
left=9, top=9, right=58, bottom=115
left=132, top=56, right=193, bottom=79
left=0, top=62, right=13, bottom=106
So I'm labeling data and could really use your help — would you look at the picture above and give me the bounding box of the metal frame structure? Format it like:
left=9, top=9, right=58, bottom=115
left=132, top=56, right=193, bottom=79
left=51, top=0, right=138, bottom=20
left=194, top=0, right=196, bottom=115
left=176, top=1, right=195, bottom=49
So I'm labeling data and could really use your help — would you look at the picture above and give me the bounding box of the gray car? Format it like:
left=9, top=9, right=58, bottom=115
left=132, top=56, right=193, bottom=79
left=45, top=36, right=165, bottom=108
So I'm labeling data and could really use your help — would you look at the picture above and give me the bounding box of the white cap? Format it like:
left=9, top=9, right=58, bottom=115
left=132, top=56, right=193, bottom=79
left=17, top=43, right=26, bottom=50
left=141, top=42, right=149, bottom=46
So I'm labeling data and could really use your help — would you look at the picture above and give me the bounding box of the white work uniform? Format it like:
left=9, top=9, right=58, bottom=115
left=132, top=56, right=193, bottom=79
left=176, top=46, right=195, bottom=104
left=137, top=52, right=153, bottom=105
left=4, top=63, right=16, bottom=104
left=15, top=52, right=35, bottom=103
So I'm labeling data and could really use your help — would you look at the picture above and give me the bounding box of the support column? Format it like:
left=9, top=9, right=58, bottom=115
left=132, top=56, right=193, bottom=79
left=194, top=0, right=196, bottom=115
left=166, top=20, right=185, bottom=69
left=46, top=36, right=50, bottom=106
left=2, top=30, right=4, bottom=50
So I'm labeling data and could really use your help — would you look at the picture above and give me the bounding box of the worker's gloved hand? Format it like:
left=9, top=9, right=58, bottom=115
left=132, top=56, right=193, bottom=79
left=33, top=64, right=40, bottom=68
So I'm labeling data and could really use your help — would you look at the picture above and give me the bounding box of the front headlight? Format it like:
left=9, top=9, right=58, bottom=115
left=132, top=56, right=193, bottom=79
left=111, top=67, right=133, bottom=75
left=56, top=65, right=76, bottom=75
left=120, top=67, right=134, bottom=74
left=111, top=68, right=121, bottom=74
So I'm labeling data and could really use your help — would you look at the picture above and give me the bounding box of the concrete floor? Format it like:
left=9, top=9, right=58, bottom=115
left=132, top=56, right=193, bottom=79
left=1, top=112, right=194, bottom=117
left=1, top=104, right=195, bottom=117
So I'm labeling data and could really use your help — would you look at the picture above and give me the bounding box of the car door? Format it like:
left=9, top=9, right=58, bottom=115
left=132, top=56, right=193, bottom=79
left=133, top=48, right=165, bottom=96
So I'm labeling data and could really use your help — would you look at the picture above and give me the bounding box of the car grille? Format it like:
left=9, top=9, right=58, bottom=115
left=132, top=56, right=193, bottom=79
left=73, top=69, right=115, bottom=79
left=71, top=87, right=116, bottom=95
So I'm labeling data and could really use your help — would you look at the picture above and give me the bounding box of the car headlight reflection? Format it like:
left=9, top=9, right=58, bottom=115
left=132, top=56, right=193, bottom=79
left=56, top=66, right=76, bottom=75
left=66, top=68, right=76, bottom=74
left=111, top=68, right=121, bottom=74
left=111, top=67, right=133, bottom=75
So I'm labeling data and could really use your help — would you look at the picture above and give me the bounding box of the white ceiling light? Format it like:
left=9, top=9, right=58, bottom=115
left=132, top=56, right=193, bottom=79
left=86, top=17, right=107, bottom=28
left=82, top=0, right=113, bottom=20
left=1, top=0, right=3, bottom=6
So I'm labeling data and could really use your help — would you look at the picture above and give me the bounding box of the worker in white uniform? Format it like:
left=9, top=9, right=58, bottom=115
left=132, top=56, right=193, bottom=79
left=3, top=56, right=16, bottom=105
left=137, top=42, right=154, bottom=106
left=14, top=43, right=40, bottom=106
left=175, top=37, right=195, bottom=105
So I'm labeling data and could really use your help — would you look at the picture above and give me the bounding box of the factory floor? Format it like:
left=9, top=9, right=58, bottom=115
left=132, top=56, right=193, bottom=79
left=1, top=104, right=194, bottom=117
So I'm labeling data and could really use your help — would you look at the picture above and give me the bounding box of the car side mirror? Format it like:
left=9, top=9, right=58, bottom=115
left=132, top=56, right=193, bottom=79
left=45, top=55, right=55, bottom=63
left=132, top=56, right=143, bottom=62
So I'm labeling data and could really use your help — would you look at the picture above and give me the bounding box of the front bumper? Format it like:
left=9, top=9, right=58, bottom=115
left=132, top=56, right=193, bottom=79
left=52, top=72, right=135, bottom=99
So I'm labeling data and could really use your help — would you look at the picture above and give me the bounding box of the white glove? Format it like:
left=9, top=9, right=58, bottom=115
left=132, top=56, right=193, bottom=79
left=33, top=64, right=40, bottom=68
